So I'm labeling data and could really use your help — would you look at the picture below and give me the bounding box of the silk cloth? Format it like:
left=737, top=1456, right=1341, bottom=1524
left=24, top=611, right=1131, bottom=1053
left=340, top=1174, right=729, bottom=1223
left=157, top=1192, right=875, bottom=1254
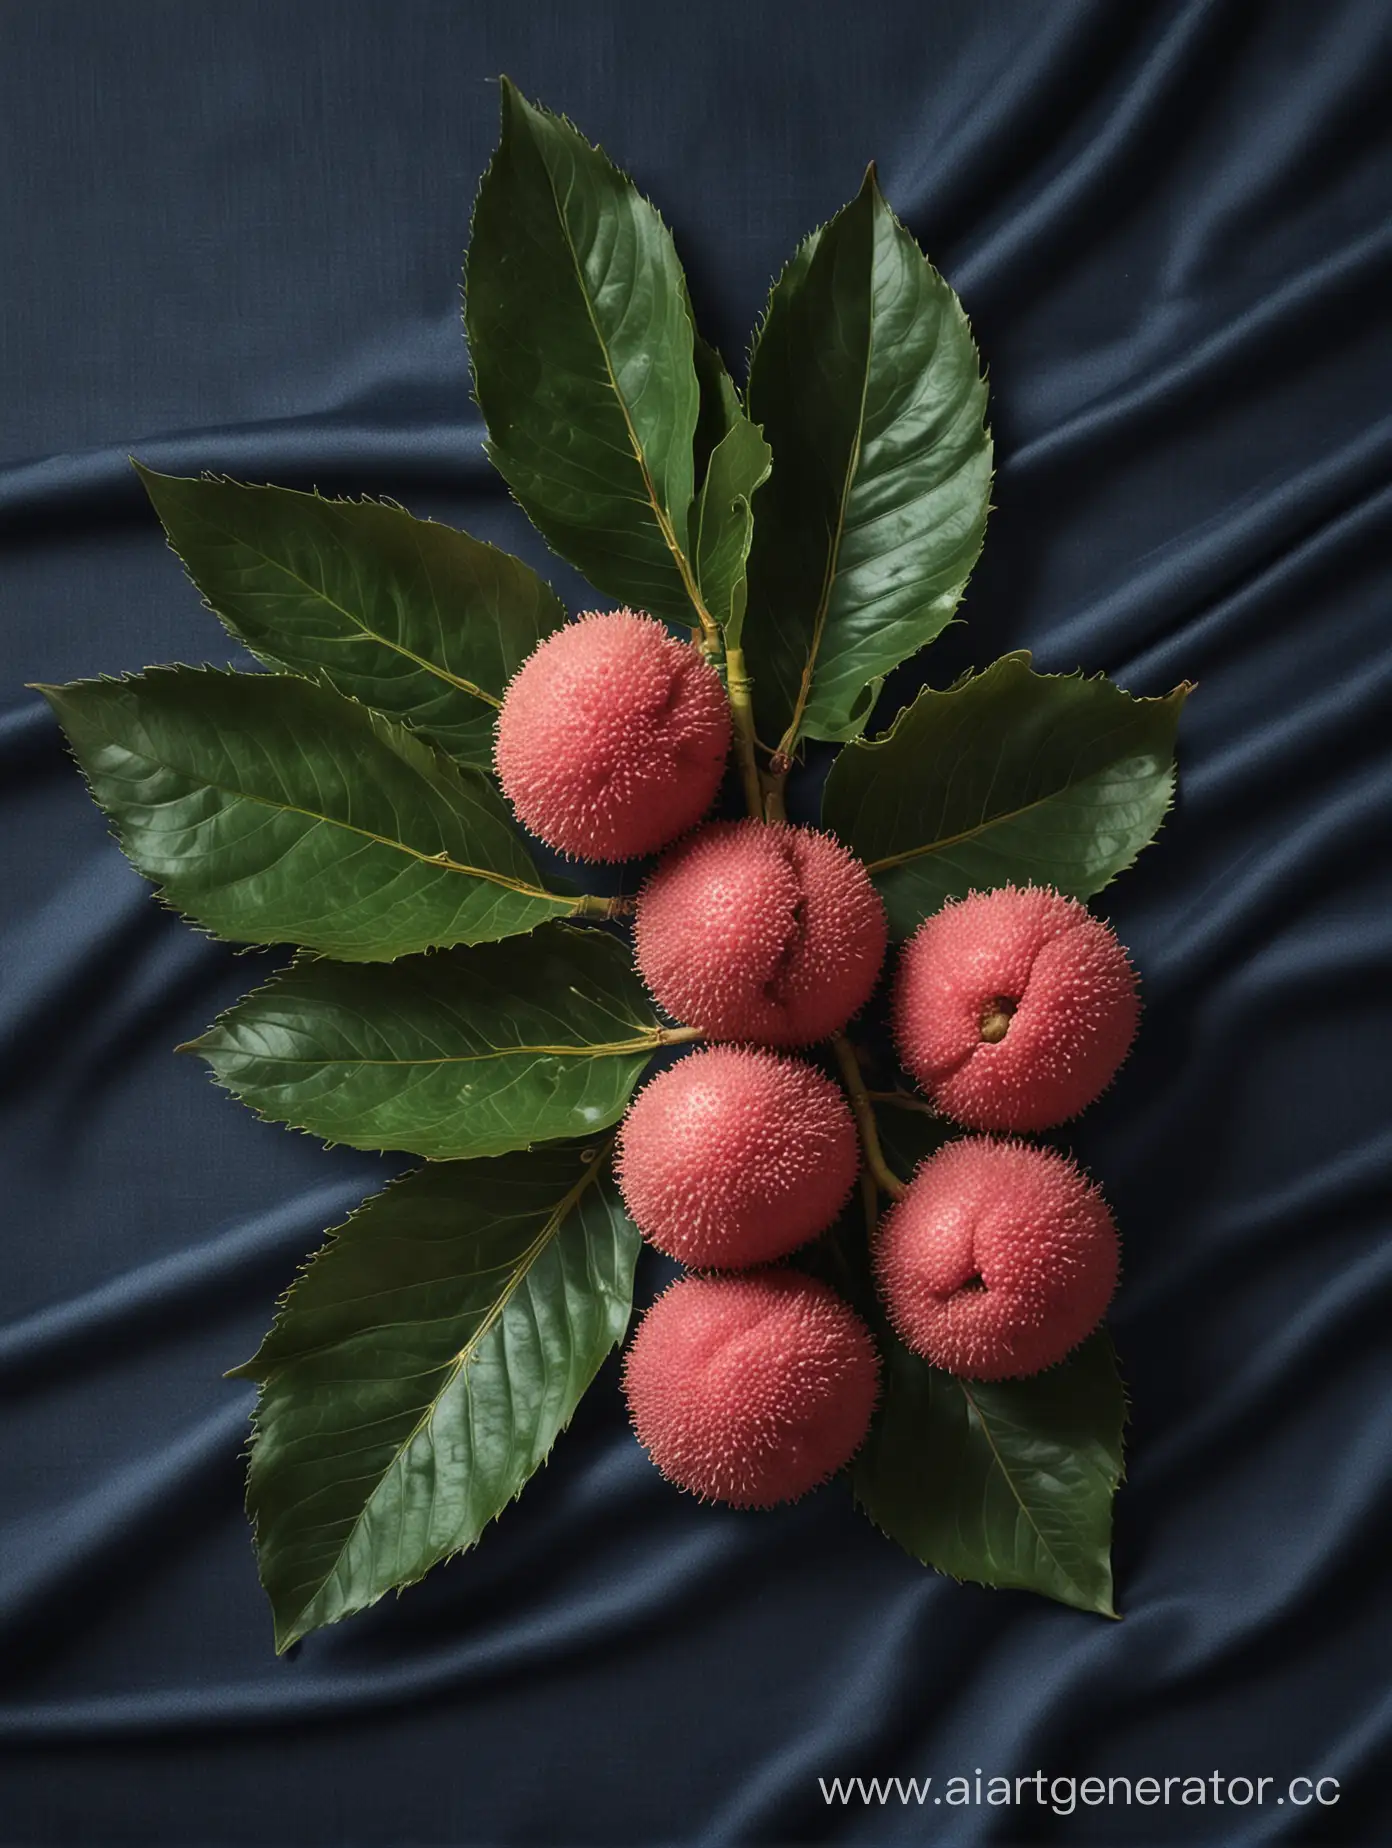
left=2, top=3, right=1390, bottom=1841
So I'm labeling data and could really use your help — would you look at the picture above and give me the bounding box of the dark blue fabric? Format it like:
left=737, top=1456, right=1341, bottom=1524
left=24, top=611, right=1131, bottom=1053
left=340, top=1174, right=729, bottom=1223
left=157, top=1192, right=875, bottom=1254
left=3, top=2, right=1390, bottom=1842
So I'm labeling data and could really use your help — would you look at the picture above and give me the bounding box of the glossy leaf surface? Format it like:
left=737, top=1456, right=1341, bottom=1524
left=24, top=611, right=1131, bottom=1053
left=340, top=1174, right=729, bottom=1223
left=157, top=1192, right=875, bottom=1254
left=743, top=168, right=991, bottom=746
left=466, top=80, right=704, bottom=627
left=189, top=926, right=663, bottom=1158
left=854, top=1331, right=1126, bottom=1616
left=135, top=466, right=565, bottom=768
left=693, top=413, right=773, bottom=645
left=42, top=668, right=570, bottom=959
left=823, top=652, right=1190, bottom=936
left=237, top=1144, right=640, bottom=1649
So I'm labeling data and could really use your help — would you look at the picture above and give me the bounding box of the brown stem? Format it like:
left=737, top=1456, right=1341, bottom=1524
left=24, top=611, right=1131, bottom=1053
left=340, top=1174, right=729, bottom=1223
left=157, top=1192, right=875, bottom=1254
left=574, top=892, right=637, bottom=920
left=831, top=1032, right=907, bottom=1202
left=655, top=1024, right=705, bottom=1047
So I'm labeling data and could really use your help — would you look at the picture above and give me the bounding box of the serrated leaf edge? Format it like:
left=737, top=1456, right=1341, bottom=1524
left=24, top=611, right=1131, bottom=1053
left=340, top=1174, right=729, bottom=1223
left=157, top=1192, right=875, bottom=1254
left=239, top=1140, right=626, bottom=1650
left=132, top=462, right=570, bottom=726
left=463, top=77, right=713, bottom=635
left=178, top=931, right=669, bottom=1158
left=748, top=166, right=995, bottom=753
left=36, top=665, right=579, bottom=953
left=841, top=652, right=1194, bottom=890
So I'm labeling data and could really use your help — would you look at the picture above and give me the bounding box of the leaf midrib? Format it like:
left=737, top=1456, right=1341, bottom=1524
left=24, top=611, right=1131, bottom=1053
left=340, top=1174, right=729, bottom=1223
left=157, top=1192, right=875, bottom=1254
left=279, top=1143, right=613, bottom=1646
left=107, top=739, right=566, bottom=908
left=536, top=139, right=710, bottom=633
left=779, top=250, right=876, bottom=753
left=865, top=750, right=1164, bottom=874
left=958, top=1380, right=1094, bottom=1607
left=195, top=509, right=503, bottom=708
left=211, top=1034, right=663, bottom=1067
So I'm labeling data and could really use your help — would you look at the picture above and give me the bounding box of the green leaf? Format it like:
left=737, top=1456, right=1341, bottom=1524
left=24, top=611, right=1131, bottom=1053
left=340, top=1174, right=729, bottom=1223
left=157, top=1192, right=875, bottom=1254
left=188, top=925, right=667, bottom=1158
left=743, top=167, right=992, bottom=747
left=685, top=337, right=773, bottom=644
left=466, top=79, right=705, bottom=628
left=692, top=414, right=773, bottom=645
left=134, top=466, right=565, bottom=769
left=854, top=1331, right=1126, bottom=1616
left=691, top=334, right=745, bottom=485
left=236, top=1142, right=640, bottom=1649
left=40, top=667, right=575, bottom=960
left=822, top=652, right=1191, bottom=936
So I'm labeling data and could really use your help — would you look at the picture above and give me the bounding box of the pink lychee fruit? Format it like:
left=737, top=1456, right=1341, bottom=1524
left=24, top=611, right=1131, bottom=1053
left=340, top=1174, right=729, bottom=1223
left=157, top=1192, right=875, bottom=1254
left=875, top=1137, right=1119, bottom=1380
left=493, top=609, right=731, bottom=861
left=893, top=885, right=1139, bottom=1131
left=633, top=820, right=888, bottom=1045
left=617, top=1046, right=859, bottom=1269
left=622, top=1270, right=880, bottom=1507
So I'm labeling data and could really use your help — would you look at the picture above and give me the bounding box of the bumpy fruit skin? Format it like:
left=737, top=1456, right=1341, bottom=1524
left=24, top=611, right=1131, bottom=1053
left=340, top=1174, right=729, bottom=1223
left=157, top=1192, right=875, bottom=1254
left=634, top=820, right=888, bottom=1045
left=617, top=1047, right=859, bottom=1268
left=894, top=885, right=1139, bottom=1131
left=493, top=609, right=731, bottom=861
left=622, top=1270, right=880, bottom=1507
left=875, top=1137, right=1119, bottom=1380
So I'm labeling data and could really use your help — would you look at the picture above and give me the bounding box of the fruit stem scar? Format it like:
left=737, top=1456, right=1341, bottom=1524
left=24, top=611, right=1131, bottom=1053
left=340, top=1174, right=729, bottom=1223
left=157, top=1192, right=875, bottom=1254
left=831, top=1031, right=907, bottom=1203
left=655, top=1024, right=705, bottom=1047
left=722, top=644, right=766, bottom=820
left=979, top=996, right=1017, bottom=1043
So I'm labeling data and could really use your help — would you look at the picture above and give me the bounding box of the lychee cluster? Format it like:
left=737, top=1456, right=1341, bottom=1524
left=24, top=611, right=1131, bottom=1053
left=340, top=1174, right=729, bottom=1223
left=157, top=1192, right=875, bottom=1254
left=873, top=884, right=1138, bottom=1380
left=494, top=611, right=1144, bottom=1502
left=495, top=611, right=886, bottom=1508
left=616, top=1044, right=879, bottom=1508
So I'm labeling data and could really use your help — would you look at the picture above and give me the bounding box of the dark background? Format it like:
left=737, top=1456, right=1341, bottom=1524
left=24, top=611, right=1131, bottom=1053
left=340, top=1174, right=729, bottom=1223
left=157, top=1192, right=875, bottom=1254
left=3, top=2, right=1390, bottom=1843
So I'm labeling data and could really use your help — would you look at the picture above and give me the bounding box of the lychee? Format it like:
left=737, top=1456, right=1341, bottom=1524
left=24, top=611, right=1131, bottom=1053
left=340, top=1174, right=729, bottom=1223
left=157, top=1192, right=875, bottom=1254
left=622, top=1270, right=880, bottom=1507
left=875, top=1137, right=1118, bottom=1380
left=633, top=820, right=887, bottom=1045
left=617, top=1047, right=859, bottom=1269
left=493, top=609, right=731, bottom=861
left=893, top=885, right=1139, bottom=1131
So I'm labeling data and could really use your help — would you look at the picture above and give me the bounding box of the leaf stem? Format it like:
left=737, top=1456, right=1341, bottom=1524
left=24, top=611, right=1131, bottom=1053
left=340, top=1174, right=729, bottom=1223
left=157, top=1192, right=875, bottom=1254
left=831, top=1032, right=907, bottom=1202
left=723, top=643, right=766, bottom=820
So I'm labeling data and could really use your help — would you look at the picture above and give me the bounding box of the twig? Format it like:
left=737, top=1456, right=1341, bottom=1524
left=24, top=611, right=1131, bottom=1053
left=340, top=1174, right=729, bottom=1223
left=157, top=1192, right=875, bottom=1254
left=831, top=1032, right=907, bottom=1202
